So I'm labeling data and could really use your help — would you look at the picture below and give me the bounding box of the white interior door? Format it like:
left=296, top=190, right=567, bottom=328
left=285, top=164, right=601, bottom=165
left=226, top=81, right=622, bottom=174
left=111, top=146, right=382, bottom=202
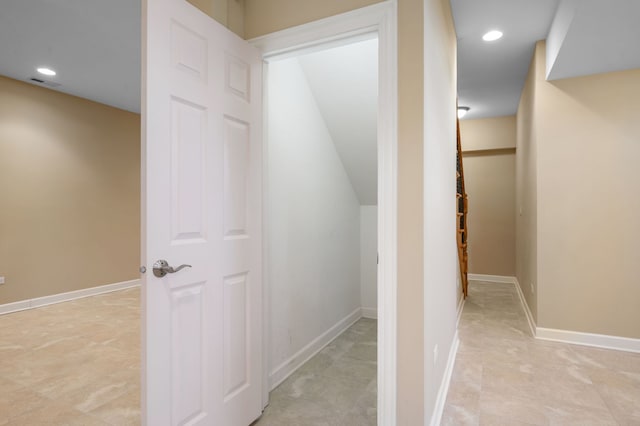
left=142, top=0, right=262, bottom=424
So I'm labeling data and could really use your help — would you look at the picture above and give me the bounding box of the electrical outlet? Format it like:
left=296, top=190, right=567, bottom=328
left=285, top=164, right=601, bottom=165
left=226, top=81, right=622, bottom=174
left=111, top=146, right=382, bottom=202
left=530, top=282, right=534, bottom=293
left=0, top=276, right=4, bottom=285
left=433, top=344, right=439, bottom=365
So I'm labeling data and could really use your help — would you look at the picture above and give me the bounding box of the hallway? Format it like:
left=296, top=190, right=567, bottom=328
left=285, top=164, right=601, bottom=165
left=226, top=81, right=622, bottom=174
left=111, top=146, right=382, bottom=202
left=443, top=281, right=640, bottom=425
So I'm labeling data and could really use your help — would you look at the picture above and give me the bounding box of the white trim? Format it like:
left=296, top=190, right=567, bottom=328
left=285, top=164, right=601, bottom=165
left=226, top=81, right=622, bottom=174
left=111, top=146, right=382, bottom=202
left=429, top=332, right=460, bottom=426
left=251, top=2, right=398, bottom=424
left=536, top=327, right=640, bottom=353
left=468, top=273, right=516, bottom=284
left=362, top=307, right=378, bottom=319
left=376, top=4, right=398, bottom=425
left=260, top=60, right=271, bottom=410
left=470, top=275, right=640, bottom=354
left=0, top=279, right=140, bottom=315
left=513, top=278, right=537, bottom=338
left=249, top=2, right=393, bottom=60
left=268, top=308, right=362, bottom=390
left=467, top=275, right=537, bottom=337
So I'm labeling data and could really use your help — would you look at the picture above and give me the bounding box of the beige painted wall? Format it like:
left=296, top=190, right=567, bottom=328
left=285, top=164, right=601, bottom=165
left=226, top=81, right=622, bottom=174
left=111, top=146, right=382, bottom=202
left=0, top=76, right=140, bottom=304
left=462, top=116, right=516, bottom=151
left=531, top=42, right=640, bottom=339
left=515, top=48, right=539, bottom=322
left=244, top=0, right=384, bottom=39
left=186, top=0, right=245, bottom=36
left=460, top=117, right=516, bottom=277
left=396, top=0, right=425, bottom=421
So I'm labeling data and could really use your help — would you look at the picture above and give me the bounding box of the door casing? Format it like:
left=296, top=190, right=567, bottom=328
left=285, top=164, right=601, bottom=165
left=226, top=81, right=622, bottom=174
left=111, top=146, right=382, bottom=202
left=249, top=2, right=398, bottom=424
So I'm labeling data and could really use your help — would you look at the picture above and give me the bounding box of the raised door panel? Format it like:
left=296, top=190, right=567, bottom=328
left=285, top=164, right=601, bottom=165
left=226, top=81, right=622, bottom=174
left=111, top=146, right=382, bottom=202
left=223, top=273, right=250, bottom=399
left=223, top=117, right=251, bottom=239
left=170, top=98, right=207, bottom=244
left=171, top=283, right=206, bottom=425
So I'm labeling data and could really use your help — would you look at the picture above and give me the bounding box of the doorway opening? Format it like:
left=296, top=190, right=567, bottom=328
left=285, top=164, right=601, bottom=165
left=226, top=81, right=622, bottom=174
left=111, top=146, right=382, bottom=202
left=249, top=4, right=398, bottom=422
left=257, top=36, right=379, bottom=424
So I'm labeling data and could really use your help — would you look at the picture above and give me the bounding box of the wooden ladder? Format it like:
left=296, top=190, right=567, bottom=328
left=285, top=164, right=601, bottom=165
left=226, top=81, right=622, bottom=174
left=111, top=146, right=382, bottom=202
left=456, top=118, right=469, bottom=298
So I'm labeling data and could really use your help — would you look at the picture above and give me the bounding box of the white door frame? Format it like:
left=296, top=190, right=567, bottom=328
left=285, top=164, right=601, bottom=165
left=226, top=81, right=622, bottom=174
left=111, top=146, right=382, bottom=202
left=249, top=2, right=398, bottom=424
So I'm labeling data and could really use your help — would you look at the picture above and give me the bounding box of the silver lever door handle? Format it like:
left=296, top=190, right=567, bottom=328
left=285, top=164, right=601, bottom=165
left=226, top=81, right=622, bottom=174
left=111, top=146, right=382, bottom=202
left=152, top=259, right=192, bottom=278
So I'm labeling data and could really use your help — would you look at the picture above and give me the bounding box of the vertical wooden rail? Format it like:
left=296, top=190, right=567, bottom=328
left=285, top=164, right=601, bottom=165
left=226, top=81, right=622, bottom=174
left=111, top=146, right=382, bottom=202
left=456, top=118, right=469, bottom=298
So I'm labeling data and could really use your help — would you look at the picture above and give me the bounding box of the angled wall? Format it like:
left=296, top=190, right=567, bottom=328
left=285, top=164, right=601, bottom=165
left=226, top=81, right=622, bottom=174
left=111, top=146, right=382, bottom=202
left=266, top=58, right=362, bottom=377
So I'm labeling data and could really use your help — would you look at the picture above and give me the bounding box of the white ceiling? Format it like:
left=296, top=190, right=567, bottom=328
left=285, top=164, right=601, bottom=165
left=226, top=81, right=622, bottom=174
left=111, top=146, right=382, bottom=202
left=452, top=0, right=640, bottom=120
left=298, top=38, right=379, bottom=206
left=0, top=0, right=140, bottom=113
left=452, top=0, right=560, bottom=120
left=546, top=0, right=640, bottom=81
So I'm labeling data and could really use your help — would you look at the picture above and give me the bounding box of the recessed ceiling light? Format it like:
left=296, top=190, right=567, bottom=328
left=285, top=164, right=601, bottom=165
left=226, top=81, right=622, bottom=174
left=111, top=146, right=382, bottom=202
left=457, top=106, right=470, bottom=119
left=37, top=67, right=56, bottom=76
left=482, top=30, right=503, bottom=42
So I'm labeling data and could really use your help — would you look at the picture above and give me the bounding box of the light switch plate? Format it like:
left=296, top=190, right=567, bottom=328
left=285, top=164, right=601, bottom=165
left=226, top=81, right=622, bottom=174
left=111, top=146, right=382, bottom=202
left=0, top=277, right=5, bottom=285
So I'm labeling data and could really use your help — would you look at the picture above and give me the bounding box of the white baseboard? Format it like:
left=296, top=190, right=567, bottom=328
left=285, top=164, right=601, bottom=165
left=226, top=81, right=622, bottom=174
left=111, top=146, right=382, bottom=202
left=456, top=295, right=465, bottom=328
left=467, top=274, right=537, bottom=337
left=429, top=331, right=460, bottom=426
left=469, top=275, right=640, bottom=354
left=268, top=307, right=362, bottom=390
left=468, top=273, right=516, bottom=284
left=513, top=278, right=537, bottom=337
left=361, top=307, right=378, bottom=319
left=0, top=279, right=140, bottom=315
left=536, top=327, right=640, bottom=353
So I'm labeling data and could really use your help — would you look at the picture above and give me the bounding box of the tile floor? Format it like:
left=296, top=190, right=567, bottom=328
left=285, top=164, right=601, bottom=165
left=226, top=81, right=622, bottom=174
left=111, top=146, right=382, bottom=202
left=0, top=288, right=140, bottom=425
left=4, top=282, right=637, bottom=426
left=253, top=318, right=377, bottom=426
left=1, top=288, right=375, bottom=426
left=442, top=281, right=640, bottom=425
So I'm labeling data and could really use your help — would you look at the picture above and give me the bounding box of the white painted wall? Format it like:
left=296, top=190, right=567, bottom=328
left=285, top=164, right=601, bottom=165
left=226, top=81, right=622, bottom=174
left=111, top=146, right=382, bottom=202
left=360, top=206, right=377, bottom=317
left=266, top=57, right=362, bottom=376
